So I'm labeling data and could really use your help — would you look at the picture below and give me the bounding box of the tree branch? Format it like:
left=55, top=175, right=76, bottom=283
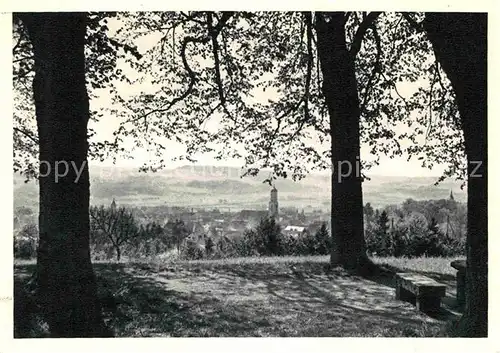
left=13, top=55, right=34, bottom=63
left=360, top=22, right=382, bottom=113
left=129, top=11, right=234, bottom=125
left=12, top=32, right=24, bottom=54
left=208, top=12, right=227, bottom=109
left=349, top=11, right=382, bottom=58
left=179, top=11, right=206, bottom=26
left=14, top=127, right=39, bottom=144
left=303, top=11, right=313, bottom=123
left=401, top=12, right=424, bottom=32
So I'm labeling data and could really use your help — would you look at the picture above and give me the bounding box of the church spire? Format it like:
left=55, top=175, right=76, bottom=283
left=269, top=185, right=279, bottom=220
left=449, top=190, right=455, bottom=201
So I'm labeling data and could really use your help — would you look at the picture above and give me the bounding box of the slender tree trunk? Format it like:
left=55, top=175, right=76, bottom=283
left=424, top=13, right=487, bottom=337
left=316, top=13, right=371, bottom=271
left=115, top=245, right=121, bottom=261
left=19, top=12, right=109, bottom=337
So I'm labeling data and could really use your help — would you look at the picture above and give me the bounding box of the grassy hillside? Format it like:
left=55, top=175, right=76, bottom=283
left=14, top=255, right=461, bottom=337
left=14, top=165, right=466, bottom=211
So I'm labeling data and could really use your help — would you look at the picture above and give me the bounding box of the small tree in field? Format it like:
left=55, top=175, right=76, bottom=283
left=90, top=205, right=140, bottom=261
left=375, top=210, right=390, bottom=255
left=165, top=219, right=189, bottom=253
left=256, top=217, right=283, bottom=256
left=314, top=223, right=331, bottom=255
left=205, top=237, right=215, bottom=256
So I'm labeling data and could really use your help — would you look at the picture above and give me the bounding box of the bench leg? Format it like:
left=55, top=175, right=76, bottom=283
left=396, top=286, right=413, bottom=303
left=416, top=296, right=441, bottom=313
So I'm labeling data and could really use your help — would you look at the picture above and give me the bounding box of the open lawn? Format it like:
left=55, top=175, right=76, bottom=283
left=14, top=255, right=464, bottom=337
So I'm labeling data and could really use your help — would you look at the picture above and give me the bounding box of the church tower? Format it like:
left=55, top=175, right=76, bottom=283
left=111, top=198, right=117, bottom=211
left=449, top=190, right=455, bottom=201
left=269, top=186, right=279, bottom=220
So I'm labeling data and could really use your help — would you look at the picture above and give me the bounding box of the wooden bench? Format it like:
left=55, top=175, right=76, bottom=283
left=450, top=259, right=466, bottom=307
left=395, top=273, right=446, bottom=313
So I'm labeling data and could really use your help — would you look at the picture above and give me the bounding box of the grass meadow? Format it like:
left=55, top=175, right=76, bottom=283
left=14, top=255, right=464, bottom=337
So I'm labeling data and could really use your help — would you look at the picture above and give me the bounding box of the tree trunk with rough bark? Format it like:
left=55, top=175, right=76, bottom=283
left=424, top=13, right=488, bottom=337
left=316, top=13, right=372, bottom=271
left=19, top=12, right=109, bottom=337
left=115, top=244, right=121, bottom=261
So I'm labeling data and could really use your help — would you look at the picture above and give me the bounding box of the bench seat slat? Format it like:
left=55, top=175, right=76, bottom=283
left=394, top=272, right=446, bottom=313
left=395, top=273, right=446, bottom=298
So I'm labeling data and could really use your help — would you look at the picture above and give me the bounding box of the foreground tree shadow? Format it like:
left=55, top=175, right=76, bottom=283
left=14, top=260, right=461, bottom=337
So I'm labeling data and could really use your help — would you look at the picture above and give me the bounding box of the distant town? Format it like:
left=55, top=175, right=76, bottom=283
left=109, top=185, right=330, bottom=245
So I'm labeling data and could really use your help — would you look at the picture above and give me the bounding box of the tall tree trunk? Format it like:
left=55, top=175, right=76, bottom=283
left=424, top=13, right=487, bottom=337
left=19, top=12, right=109, bottom=337
left=316, top=13, right=371, bottom=271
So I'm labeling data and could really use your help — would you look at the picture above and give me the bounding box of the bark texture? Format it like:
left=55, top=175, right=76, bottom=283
left=316, top=13, right=371, bottom=271
left=20, top=12, right=109, bottom=337
left=424, top=12, right=488, bottom=337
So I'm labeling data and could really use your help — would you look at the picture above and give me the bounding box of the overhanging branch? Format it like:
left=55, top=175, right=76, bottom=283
left=14, top=127, right=39, bottom=144
left=401, top=12, right=424, bottom=32
left=130, top=11, right=235, bottom=126
left=303, top=11, right=313, bottom=123
left=349, top=11, right=382, bottom=58
left=360, top=22, right=382, bottom=113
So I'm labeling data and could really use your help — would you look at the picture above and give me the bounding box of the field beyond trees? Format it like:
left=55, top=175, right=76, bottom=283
left=14, top=256, right=464, bottom=337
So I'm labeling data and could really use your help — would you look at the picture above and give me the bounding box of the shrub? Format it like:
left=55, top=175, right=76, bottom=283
left=180, top=240, right=204, bottom=260
left=314, top=224, right=331, bottom=255
left=366, top=212, right=465, bottom=258
left=14, top=237, right=37, bottom=259
left=14, top=224, right=38, bottom=259
left=205, top=237, right=215, bottom=256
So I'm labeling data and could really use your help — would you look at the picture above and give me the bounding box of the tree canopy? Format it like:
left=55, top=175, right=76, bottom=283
left=13, top=12, right=466, bottom=185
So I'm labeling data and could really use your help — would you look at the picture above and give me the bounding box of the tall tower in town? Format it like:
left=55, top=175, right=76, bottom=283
left=269, top=185, right=279, bottom=219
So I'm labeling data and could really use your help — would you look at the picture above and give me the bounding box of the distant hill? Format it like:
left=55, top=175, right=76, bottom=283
left=14, top=165, right=466, bottom=211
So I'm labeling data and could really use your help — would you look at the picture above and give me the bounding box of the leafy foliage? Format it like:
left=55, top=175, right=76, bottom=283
left=11, top=12, right=461, bottom=185
left=209, top=219, right=332, bottom=259
left=364, top=199, right=465, bottom=257
left=101, top=12, right=466, bottom=185
left=180, top=239, right=205, bottom=260
left=165, top=218, right=190, bottom=252
left=14, top=223, right=38, bottom=259
left=13, top=11, right=469, bottom=259
left=13, top=12, right=142, bottom=180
